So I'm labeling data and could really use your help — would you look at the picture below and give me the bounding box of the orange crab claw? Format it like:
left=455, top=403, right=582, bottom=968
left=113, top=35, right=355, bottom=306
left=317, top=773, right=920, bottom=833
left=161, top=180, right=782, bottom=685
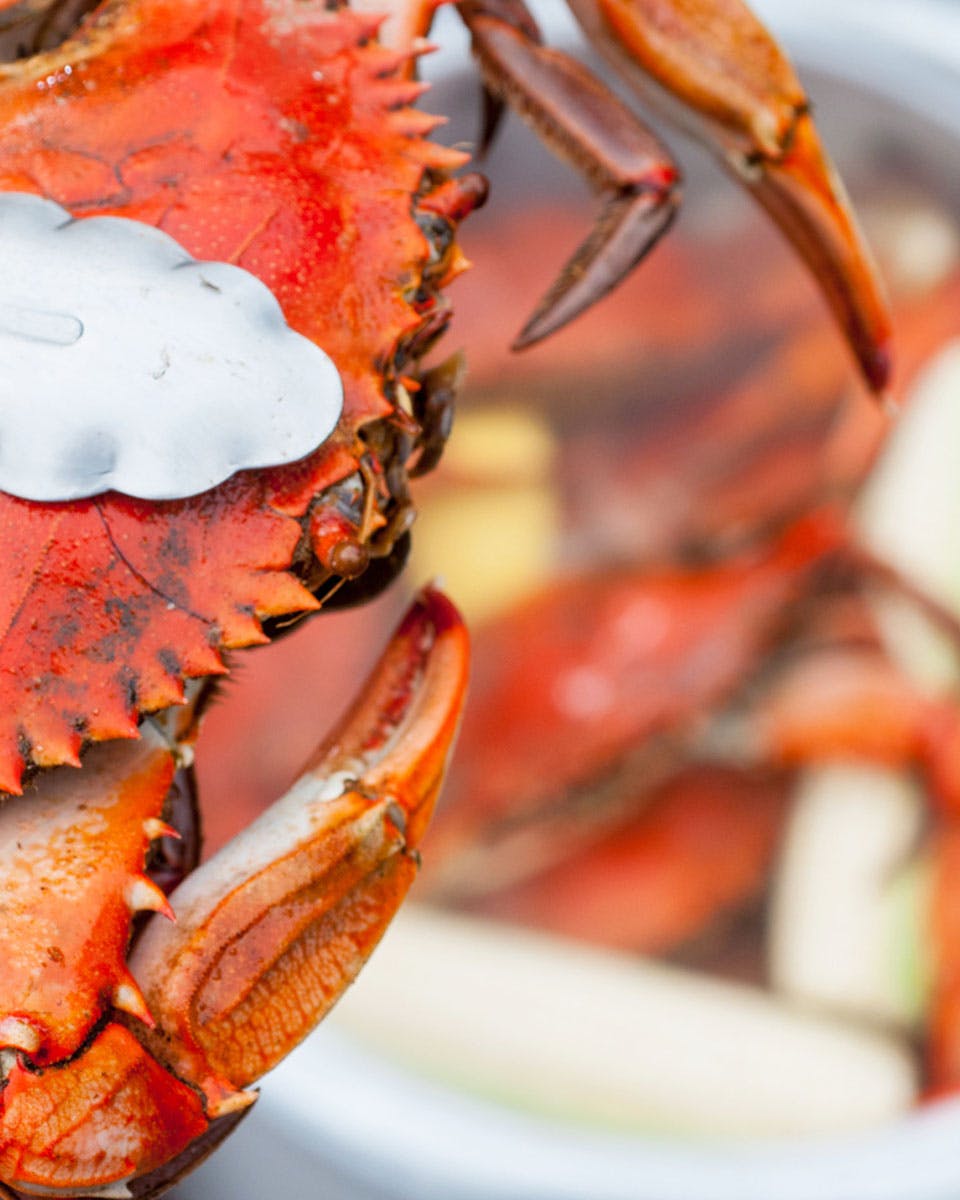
left=129, top=586, right=469, bottom=1119
left=0, top=589, right=468, bottom=1198
left=566, top=0, right=892, bottom=395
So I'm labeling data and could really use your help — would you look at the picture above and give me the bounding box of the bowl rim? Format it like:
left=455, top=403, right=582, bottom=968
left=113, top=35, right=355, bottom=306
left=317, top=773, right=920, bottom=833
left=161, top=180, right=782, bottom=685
left=259, top=1025, right=960, bottom=1200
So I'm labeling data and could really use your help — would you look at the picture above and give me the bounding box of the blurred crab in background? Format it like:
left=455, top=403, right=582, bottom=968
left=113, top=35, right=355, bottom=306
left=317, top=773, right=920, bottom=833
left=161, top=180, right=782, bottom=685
left=387, top=84, right=960, bottom=1131
left=0, top=0, right=905, bottom=1194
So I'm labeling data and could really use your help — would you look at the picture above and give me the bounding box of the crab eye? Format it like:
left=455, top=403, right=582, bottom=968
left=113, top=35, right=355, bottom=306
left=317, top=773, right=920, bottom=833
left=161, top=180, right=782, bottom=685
left=0, top=193, right=343, bottom=503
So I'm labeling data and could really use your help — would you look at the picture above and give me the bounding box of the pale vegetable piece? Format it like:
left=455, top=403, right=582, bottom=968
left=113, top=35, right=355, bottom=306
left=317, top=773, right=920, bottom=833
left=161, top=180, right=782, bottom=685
left=410, top=486, right=558, bottom=624
left=886, top=859, right=932, bottom=1029
left=410, top=407, right=560, bottom=624
left=869, top=591, right=960, bottom=697
left=857, top=340, right=960, bottom=616
left=769, top=764, right=929, bottom=1030
left=439, top=405, right=557, bottom=483
left=333, top=905, right=917, bottom=1138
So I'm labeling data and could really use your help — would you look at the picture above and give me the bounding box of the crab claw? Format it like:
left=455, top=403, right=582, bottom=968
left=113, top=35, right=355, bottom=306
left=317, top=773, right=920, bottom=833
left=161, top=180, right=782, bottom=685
left=129, top=585, right=469, bottom=1115
left=567, top=0, right=892, bottom=395
left=0, top=588, right=468, bottom=1198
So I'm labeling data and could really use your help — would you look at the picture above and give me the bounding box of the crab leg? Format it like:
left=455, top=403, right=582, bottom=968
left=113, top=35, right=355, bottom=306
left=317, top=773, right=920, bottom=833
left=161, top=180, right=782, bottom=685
left=566, top=0, right=892, bottom=395
left=456, top=0, right=682, bottom=348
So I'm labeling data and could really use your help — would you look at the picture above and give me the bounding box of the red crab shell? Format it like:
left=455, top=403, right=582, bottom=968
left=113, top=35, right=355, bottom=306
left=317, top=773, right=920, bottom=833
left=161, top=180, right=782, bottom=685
left=0, top=0, right=474, bottom=793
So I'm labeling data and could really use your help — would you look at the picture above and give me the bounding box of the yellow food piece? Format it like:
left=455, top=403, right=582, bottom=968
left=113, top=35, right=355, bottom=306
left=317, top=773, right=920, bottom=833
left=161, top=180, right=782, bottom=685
left=439, top=404, right=557, bottom=483
left=858, top=340, right=960, bottom=619
left=410, top=407, right=560, bottom=624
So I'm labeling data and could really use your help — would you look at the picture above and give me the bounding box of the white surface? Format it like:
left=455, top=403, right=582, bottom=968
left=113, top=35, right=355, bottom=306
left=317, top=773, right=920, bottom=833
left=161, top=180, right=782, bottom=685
left=251, top=1024, right=960, bottom=1200
left=0, top=194, right=341, bottom=501
left=755, top=0, right=960, bottom=132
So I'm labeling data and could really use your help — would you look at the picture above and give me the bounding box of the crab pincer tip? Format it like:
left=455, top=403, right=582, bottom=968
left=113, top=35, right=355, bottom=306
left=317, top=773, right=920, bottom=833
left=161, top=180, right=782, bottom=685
left=858, top=336, right=894, bottom=400
left=511, top=188, right=679, bottom=351
left=144, top=817, right=180, bottom=842
left=852, top=325, right=895, bottom=410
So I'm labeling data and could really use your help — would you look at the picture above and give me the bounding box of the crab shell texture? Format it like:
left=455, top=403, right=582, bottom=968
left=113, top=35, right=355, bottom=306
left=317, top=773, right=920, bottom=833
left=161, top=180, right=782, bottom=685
left=0, top=0, right=473, bottom=794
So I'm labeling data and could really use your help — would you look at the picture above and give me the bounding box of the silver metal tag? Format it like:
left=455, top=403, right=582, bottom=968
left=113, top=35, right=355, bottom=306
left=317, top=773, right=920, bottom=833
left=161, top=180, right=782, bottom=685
left=0, top=194, right=343, bottom=502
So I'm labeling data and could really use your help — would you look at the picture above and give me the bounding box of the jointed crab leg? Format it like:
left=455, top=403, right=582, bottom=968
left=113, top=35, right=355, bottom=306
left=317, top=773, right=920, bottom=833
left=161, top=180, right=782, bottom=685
left=0, top=0, right=893, bottom=398
left=384, top=0, right=890, bottom=391
left=0, top=589, right=469, bottom=1198
left=566, top=0, right=892, bottom=394
left=457, top=0, right=682, bottom=348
